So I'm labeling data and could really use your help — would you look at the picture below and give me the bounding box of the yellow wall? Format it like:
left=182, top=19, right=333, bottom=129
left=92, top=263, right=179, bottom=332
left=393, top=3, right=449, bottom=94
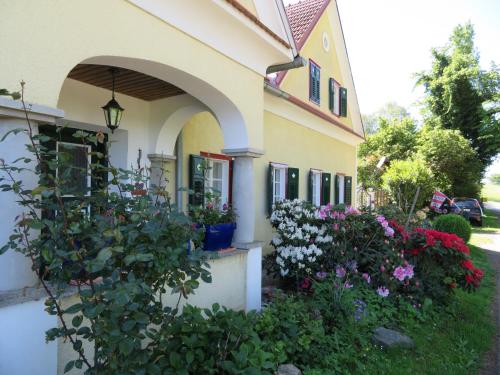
left=279, top=3, right=354, bottom=129
left=255, top=110, right=356, bottom=253
left=179, top=109, right=357, bottom=255
left=0, top=0, right=265, bottom=151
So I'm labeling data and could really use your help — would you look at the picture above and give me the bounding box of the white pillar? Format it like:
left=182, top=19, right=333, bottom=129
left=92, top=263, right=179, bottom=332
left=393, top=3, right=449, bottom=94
left=223, top=148, right=263, bottom=244
left=0, top=97, right=64, bottom=291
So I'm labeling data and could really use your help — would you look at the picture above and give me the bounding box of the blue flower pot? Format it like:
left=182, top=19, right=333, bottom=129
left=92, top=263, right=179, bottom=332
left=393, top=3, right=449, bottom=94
left=202, top=222, right=236, bottom=251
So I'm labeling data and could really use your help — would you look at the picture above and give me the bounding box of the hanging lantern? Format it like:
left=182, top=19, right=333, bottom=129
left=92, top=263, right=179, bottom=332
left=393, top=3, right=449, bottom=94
left=102, top=68, right=124, bottom=133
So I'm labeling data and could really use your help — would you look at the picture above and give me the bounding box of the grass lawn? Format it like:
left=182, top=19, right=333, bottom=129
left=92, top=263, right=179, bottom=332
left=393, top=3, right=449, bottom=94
left=483, top=184, right=500, bottom=203
left=359, top=213, right=499, bottom=375
left=357, top=245, right=496, bottom=375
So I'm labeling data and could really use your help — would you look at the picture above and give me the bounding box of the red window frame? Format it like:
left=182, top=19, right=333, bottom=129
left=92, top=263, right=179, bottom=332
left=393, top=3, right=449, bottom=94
left=200, top=151, right=234, bottom=204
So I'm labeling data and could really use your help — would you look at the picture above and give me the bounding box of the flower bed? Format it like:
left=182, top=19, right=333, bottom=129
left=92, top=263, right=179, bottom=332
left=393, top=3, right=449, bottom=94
left=267, top=199, right=482, bottom=303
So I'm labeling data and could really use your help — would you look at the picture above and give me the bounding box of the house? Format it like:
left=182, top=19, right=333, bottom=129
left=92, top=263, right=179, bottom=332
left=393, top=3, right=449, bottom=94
left=0, top=0, right=363, bottom=373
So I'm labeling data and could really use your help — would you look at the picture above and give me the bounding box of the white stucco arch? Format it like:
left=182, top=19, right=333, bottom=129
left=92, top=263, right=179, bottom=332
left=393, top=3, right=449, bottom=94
left=155, top=102, right=210, bottom=156
left=58, top=55, right=250, bottom=151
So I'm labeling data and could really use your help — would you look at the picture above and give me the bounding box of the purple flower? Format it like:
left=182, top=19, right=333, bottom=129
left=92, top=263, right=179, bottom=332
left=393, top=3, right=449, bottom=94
left=222, top=203, right=228, bottom=210
left=404, top=264, right=414, bottom=279
left=384, top=227, right=395, bottom=237
left=335, top=266, right=346, bottom=278
left=344, top=281, right=353, bottom=289
left=376, top=215, right=386, bottom=223
left=338, top=213, right=346, bottom=221
left=346, top=206, right=360, bottom=215
left=393, top=266, right=406, bottom=282
left=377, top=286, right=390, bottom=297
left=362, top=273, right=371, bottom=284
left=317, top=208, right=327, bottom=219
left=346, top=260, right=358, bottom=271
left=316, top=271, right=328, bottom=280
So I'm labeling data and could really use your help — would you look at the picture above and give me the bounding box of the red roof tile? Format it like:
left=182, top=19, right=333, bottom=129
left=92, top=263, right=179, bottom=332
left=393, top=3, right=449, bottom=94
left=285, top=0, right=329, bottom=49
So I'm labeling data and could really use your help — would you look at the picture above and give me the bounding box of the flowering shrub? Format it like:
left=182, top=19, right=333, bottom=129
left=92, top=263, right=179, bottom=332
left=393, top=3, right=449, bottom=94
left=269, top=200, right=483, bottom=304
left=395, top=225, right=483, bottom=301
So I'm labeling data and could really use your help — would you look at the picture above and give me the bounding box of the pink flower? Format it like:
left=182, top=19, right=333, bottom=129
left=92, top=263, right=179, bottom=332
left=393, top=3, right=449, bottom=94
left=317, top=208, right=327, bottom=219
left=393, top=266, right=406, bottom=281
left=344, top=281, right=353, bottom=289
left=376, top=215, right=386, bottom=223
left=333, top=223, right=339, bottom=231
left=380, top=265, right=386, bottom=272
left=403, top=265, right=414, bottom=279
left=384, top=227, right=395, bottom=237
left=335, top=266, right=346, bottom=278
left=362, top=273, right=371, bottom=284
left=339, top=213, right=346, bottom=221
left=377, top=286, right=389, bottom=297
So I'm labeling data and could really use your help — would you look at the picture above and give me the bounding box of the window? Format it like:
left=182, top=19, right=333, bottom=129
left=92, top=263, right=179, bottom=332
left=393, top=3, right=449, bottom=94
left=340, top=87, right=348, bottom=117
left=309, top=170, right=331, bottom=206
left=334, top=174, right=352, bottom=206
left=57, top=142, right=91, bottom=197
left=189, top=153, right=232, bottom=207
left=272, top=165, right=286, bottom=204
left=205, top=158, right=229, bottom=207
left=311, top=170, right=322, bottom=206
left=38, top=125, right=108, bottom=217
left=309, top=60, right=321, bottom=104
left=268, top=164, right=300, bottom=214
left=329, top=78, right=340, bottom=116
left=329, top=79, right=348, bottom=117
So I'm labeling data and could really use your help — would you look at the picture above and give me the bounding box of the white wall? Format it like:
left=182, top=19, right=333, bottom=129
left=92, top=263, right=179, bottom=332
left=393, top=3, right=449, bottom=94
left=0, top=300, right=58, bottom=375
left=0, top=119, right=39, bottom=291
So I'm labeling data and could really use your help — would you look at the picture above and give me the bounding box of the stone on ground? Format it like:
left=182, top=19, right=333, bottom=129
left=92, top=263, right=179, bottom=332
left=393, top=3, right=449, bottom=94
left=372, top=327, right=415, bottom=348
left=277, top=364, right=302, bottom=375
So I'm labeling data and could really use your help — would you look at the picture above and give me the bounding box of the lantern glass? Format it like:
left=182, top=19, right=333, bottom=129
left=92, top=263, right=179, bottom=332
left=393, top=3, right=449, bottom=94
left=102, top=97, right=124, bottom=132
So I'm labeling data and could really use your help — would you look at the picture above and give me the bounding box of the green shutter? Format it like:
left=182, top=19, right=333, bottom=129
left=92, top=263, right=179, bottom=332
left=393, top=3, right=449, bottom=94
left=344, top=176, right=353, bottom=206
left=334, top=175, right=340, bottom=205
left=321, top=173, right=331, bottom=205
left=340, top=87, right=348, bottom=117
left=287, top=167, right=299, bottom=200
left=310, top=62, right=320, bottom=103
left=189, top=154, right=205, bottom=206
left=328, top=79, right=335, bottom=112
left=307, top=170, right=313, bottom=203
left=267, top=164, right=274, bottom=215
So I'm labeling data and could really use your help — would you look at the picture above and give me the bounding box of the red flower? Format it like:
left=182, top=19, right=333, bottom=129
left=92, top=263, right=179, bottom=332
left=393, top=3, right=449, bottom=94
left=461, top=260, right=474, bottom=271
left=465, top=274, right=474, bottom=284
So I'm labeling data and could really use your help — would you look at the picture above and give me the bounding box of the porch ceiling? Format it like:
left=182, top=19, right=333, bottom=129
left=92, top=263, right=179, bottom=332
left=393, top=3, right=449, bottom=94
left=67, top=64, right=185, bottom=101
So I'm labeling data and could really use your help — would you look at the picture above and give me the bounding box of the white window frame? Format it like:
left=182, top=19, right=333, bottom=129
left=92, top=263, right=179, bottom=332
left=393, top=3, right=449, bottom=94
left=271, top=163, right=287, bottom=204
left=56, top=141, right=92, bottom=198
left=311, top=169, right=322, bottom=207
left=338, top=174, right=345, bottom=204
left=205, top=157, right=229, bottom=207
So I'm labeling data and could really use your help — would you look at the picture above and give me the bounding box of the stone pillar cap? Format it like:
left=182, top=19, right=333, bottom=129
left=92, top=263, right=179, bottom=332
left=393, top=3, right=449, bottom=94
left=222, top=147, right=264, bottom=158
left=147, top=153, right=176, bottom=162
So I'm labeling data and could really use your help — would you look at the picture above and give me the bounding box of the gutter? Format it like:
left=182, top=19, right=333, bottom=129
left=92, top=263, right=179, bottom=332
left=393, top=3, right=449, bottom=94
left=266, top=55, right=307, bottom=75
left=264, top=80, right=289, bottom=99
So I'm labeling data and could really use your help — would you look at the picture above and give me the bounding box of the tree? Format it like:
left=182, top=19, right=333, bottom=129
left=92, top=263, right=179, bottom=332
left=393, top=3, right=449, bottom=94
left=381, top=159, right=436, bottom=211
left=416, top=23, right=500, bottom=169
left=490, top=173, right=500, bottom=185
left=416, top=125, right=483, bottom=197
left=362, top=102, right=410, bottom=135
left=358, top=117, right=417, bottom=189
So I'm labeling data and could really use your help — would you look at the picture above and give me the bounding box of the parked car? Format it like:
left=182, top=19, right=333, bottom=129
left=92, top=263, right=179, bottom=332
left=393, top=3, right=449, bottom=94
left=451, top=198, right=483, bottom=226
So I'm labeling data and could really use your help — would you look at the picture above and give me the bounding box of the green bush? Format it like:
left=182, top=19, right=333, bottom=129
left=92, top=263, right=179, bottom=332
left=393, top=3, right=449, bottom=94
left=433, top=214, right=471, bottom=242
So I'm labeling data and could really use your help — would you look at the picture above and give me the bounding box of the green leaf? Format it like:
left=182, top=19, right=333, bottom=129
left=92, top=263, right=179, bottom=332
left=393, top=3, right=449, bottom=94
left=65, top=303, right=83, bottom=314
left=169, top=351, right=182, bottom=369
left=119, top=339, right=134, bottom=356
left=122, top=320, right=136, bottom=332
left=64, top=360, right=75, bottom=373
left=72, top=315, right=83, bottom=328
left=96, top=247, right=113, bottom=263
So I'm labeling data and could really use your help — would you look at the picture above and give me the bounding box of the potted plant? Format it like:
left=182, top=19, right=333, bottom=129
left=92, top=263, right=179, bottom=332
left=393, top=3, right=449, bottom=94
left=191, top=197, right=237, bottom=251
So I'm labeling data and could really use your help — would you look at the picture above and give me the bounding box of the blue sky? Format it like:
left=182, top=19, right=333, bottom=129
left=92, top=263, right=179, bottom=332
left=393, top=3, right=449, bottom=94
left=334, top=0, right=499, bottom=177
left=284, top=0, right=499, bottom=177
